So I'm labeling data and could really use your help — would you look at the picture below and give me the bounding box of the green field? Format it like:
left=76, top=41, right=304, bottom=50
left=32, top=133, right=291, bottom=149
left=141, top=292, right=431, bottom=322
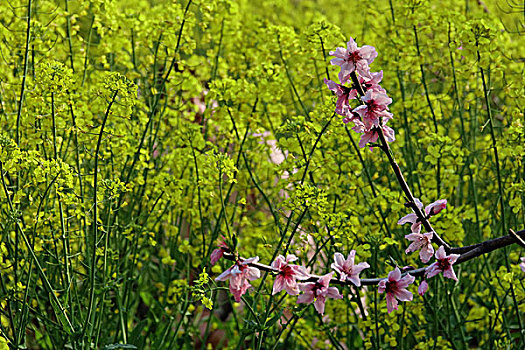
left=0, top=0, right=524, bottom=349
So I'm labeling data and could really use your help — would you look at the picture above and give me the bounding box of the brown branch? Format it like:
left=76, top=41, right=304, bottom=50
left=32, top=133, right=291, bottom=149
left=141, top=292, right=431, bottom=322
left=510, top=229, right=525, bottom=249
left=349, top=71, right=452, bottom=251
left=351, top=72, right=502, bottom=257
left=221, top=229, right=525, bottom=287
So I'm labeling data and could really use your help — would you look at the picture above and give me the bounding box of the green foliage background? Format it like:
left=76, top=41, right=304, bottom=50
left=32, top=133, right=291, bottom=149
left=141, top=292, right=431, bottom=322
left=0, top=0, right=523, bottom=348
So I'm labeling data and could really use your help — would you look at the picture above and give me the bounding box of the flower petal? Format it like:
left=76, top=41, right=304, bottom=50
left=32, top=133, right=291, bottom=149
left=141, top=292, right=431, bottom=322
left=215, top=266, right=233, bottom=281
left=272, top=275, right=285, bottom=295
left=386, top=293, right=398, bottom=313
left=210, top=248, right=224, bottom=266
left=325, top=286, right=343, bottom=299
left=394, top=288, right=413, bottom=302
left=334, top=252, right=345, bottom=267
left=388, top=267, right=402, bottom=282
left=435, top=246, right=446, bottom=260
left=443, top=267, right=458, bottom=281
left=297, top=291, right=314, bottom=304
left=314, top=296, right=326, bottom=315
left=396, top=273, right=415, bottom=289
left=398, top=213, right=417, bottom=225
left=426, top=199, right=447, bottom=216
left=418, top=280, right=429, bottom=296
left=245, top=266, right=261, bottom=281
left=318, top=272, right=334, bottom=287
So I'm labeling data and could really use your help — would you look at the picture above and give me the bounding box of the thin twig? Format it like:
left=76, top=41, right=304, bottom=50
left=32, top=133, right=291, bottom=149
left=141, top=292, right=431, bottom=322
left=349, top=71, right=452, bottom=251
left=221, top=228, right=525, bottom=286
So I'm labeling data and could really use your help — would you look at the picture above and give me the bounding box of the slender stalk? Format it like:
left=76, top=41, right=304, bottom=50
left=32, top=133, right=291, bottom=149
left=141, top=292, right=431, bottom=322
left=477, top=45, right=524, bottom=345
left=413, top=25, right=441, bottom=196
left=83, top=90, right=118, bottom=346
left=300, top=116, right=333, bottom=185
left=64, top=0, right=74, bottom=71
left=0, top=273, right=16, bottom=346
left=81, top=16, right=94, bottom=87
left=345, top=127, right=392, bottom=238
left=222, top=228, right=525, bottom=286
left=278, top=36, right=309, bottom=118
left=192, top=147, right=206, bottom=258
left=16, top=0, right=32, bottom=146
left=349, top=71, right=451, bottom=250
left=17, top=173, right=60, bottom=345
left=0, top=162, right=74, bottom=333
left=51, top=92, right=73, bottom=327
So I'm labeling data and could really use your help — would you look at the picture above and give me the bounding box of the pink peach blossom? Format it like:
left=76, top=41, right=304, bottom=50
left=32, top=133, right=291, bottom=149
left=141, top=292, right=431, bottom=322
left=397, top=198, right=447, bottom=233
left=331, top=251, right=370, bottom=287
left=210, top=238, right=229, bottom=266
left=404, top=231, right=434, bottom=263
left=424, top=199, right=447, bottom=216
left=342, top=110, right=361, bottom=125
left=297, top=272, right=343, bottom=315
left=418, top=280, right=429, bottom=296
left=339, top=72, right=385, bottom=105
left=378, top=267, right=415, bottom=313
left=425, top=246, right=460, bottom=281
left=360, top=70, right=386, bottom=94
left=353, top=90, right=393, bottom=128
left=324, top=78, right=357, bottom=116
left=271, top=254, right=309, bottom=295
left=351, top=120, right=395, bottom=149
left=520, top=257, right=525, bottom=273
left=216, top=257, right=261, bottom=302
left=329, top=38, right=377, bottom=84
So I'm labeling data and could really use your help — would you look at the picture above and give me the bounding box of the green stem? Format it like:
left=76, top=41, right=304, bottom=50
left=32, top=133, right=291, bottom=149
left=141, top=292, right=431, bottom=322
left=413, top=25, right=441, bottom=196
left=51, top=92, right=74, bottom=327
left=81, top=16, right=94, bottom=87
left=64, top=0, right=74, bottom=71
left=15, top=0, right=32, bottom=146
left=0, top=162, right=74, bottom=334
left=83, top=89, right=118, bottom=346
left=477, top=46, right=524, bottom=345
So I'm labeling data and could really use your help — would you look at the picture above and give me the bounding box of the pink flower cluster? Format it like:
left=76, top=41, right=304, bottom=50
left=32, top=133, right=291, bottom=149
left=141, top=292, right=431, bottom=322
left=213, top=248, right=370, bottom=314
left=397, top=198, right=448, bottom=266
left=211, top=38, right=490, bottom=317
left=396, top=198, right=462, bottom=297
left=378, top=267, right=415, bottom=313
left=215, top=256, right=261, bottom=302
left=325, top=38, right=395, bottom=150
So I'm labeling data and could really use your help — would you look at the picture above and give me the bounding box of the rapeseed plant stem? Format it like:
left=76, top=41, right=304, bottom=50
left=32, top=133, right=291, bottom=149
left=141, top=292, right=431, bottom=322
left=0, top=162, right=75, bottom=335
left=83, top=89, right=118, bottom=346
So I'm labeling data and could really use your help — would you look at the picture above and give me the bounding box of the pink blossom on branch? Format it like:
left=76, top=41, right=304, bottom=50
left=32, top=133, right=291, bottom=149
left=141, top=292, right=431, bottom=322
left=323, top=78, right=357, bottom=116
left=378, top=267, right=415, bottom=313
left=520, top=257, right=525, bottom=273
left=210, top=238, right=230, bottom=266
left=418, top=280, right=429, bottom=296
left=329, top=37, right=378, bottom=84
left=397, top=198, right=447, bottom=233
left=341, top=109, right=361, bottom=125
left=331, top=250, right=370, bottom=287
left=271, top=254, right=309, bottom=295
left=352, top=90, right=393, bottom=128
left=405, top=231, right=434, bottom=263
left=297, top=272, right=343, bottom=315
left=360, top=70, right=386, bottom=94
left=425, top=199, right=447, bottom=216
left=352, top=121, right=395, bottom=150
left=326, top=71, right=385, bottom=115
left=425, top=246, right=460, bottom=281
left=215, top=257, right=261, bottom=302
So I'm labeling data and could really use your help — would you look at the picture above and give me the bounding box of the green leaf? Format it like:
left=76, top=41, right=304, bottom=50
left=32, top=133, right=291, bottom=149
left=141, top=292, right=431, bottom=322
left=49, top=292, right=74, bottom=335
